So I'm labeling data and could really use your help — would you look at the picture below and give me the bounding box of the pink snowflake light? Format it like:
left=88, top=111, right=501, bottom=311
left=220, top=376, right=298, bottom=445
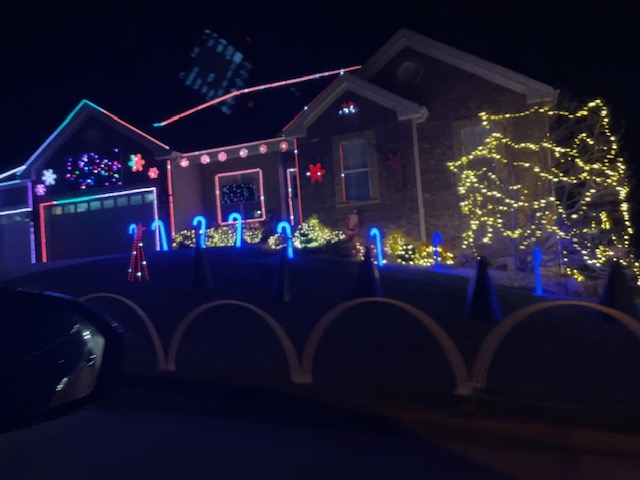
left=179, top=157, right=190, bottom=168
left=34, top=184, right=47, bottom=196
left=147, top=167, right=159, bottom=179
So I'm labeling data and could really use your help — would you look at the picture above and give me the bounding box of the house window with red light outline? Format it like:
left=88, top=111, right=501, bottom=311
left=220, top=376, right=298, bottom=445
left=215, top=169, right=265, bottom=224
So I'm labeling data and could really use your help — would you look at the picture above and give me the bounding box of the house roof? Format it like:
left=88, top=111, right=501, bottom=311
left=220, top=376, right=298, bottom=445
left=282, top=73, right=427, bottom=138
left=15, top=99, right=173, bottom=180
left=359, top=28, right=558, bottom=104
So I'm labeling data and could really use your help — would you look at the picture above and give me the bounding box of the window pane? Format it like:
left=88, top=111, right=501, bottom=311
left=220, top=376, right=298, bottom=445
left=116, top=197, right=128, bottom=207
left=63, top=205, right=75, bottom=214
left=341, top=140, right=368, bottom=170
left=344, top=171, right=371, bottom=201
left=130, top=195, right=142, bottom=205
left=76, top=202, right=88, bottom=213
left=89, top=201, right=101, bottom=210
left=103, top=199, right=114, bottom=208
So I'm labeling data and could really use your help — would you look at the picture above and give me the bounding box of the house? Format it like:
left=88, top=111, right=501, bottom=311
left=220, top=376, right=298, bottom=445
left=0, top=28, right=558, bottom=272
left=283, top=28, right=557, bottom=262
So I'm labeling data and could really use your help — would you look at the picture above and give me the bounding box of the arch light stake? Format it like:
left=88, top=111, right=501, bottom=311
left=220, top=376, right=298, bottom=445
left=192, top=215, right=207, bottom=249
left=432, top=231, right=444, bottom=270
left=228, top=212, right=243, bottom=248
left=151, top=220, right=169, bottom=251
left=533, top=246, right=543, bottom=296
left=369, top=227, right=384, bottom=267
left=276, top=220, right=294, bottom=259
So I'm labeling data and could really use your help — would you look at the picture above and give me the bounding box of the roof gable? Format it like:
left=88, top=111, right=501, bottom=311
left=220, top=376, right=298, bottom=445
left=360, top=28, right=557, bottom=104
left=18, top=99, right=172, bottom=179
left=282, top=73, right=427, bottom=138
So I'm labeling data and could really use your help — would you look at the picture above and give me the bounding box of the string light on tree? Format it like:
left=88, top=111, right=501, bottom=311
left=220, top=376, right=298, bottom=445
left=447, top=98, right=637, bottom=282
left=128, top=223, right=149, bottom=282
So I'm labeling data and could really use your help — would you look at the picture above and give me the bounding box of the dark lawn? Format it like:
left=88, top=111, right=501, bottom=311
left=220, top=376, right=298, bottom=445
left=3, top=246, right=640, bottom=427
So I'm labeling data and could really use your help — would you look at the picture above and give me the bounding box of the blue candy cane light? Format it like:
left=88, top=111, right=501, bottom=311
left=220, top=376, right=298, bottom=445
left=276, top=220, right=294, bottom=259
left=192, top=215, right=207, bottom=249
left=369, top=227, right=384, bottom=267
left=151, top=220, right=169, bottom=251
left=228, top=212, right=243, bottom=248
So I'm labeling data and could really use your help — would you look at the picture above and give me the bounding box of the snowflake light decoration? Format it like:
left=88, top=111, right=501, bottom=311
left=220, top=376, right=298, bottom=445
left=147, top=167, right=159, bottom=179
left=308, top=163, right=326, bottom=183
left=41, top=169, right=57, bottom=186
left=129, top=153, right=146, bottom=172
left=179, top=157, right=190, bottom=168
left=34, top=184, right=47, bottom=196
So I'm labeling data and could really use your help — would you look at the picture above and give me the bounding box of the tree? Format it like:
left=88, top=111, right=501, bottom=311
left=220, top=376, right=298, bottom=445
left=448, top=98, right=636, bottom=282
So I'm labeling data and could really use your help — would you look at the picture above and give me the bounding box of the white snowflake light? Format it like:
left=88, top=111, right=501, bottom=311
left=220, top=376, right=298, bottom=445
left=41, top=169, right=58, bottom=186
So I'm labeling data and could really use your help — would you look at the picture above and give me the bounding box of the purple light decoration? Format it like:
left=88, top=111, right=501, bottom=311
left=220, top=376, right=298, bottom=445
left=369, top=227, right=384, bottom=267
left=533, top=246, right=543, bottom=296
left=432, top=231, right=444, bottom=270
left=276, top=220, right=294, bottom=259
left=151, top=220, right=169, bottom=251
left=228, top=212, right=243, bottom=248
left=192, top=215, right=207, bottom=249
left=34, top=184, right=46, bottom=196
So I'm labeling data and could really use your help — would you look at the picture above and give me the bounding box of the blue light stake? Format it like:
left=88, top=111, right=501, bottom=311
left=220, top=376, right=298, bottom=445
left=432, top=231, right=444, bottom=269
left=533, top=246, right=543, bottom=296
left=276, top=221, right=294, bottom=259
left=192, top=215, right=207, bottom=249
left=151, top=220, right=169, bottom=251
left=369, top=227, right=384, bottom=267
left=228, top=212, right=243, bottom=248
left=128, top=223, right=138, bottom=238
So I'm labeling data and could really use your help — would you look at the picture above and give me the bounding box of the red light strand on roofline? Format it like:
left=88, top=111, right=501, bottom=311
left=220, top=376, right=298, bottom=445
left=154, top=65, right=362, bottom=127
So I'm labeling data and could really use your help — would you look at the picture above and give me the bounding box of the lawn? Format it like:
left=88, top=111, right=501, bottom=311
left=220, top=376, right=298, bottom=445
left=3, top=246, right=640, bottom=429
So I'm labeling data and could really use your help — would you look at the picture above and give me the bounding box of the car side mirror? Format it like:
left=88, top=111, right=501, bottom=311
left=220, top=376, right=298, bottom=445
left=0, top=287, right=123, bottom=431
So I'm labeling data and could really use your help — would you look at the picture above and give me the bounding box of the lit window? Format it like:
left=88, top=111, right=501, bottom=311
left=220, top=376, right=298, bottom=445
left=52, top=206, right=63, bottom=215
left=89, top=201, right=101, bottom=211
left=215, top=169, right=265, bottom=224
left=103, top=199, right=114, bottom=209
left=76, top=202, right=88, bottom=213
left=130, top=195, right=142, bottom=205
left=116, top=197, right=128, bottom=207
left=144, top=193, right=155, bottom=203
left=340, top=139, right=371, bottom=201
left=63, top=205, right=75, bottom=214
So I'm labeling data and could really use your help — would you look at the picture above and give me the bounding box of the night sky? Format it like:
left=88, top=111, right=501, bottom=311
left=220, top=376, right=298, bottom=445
left=2, top=1, right=638, bottom=180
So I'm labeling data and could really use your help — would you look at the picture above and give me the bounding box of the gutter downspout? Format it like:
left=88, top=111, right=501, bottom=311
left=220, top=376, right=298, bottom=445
left=411, top=107, right=429, bottom=243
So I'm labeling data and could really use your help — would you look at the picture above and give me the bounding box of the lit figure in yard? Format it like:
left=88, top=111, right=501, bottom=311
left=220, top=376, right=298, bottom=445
left=346, top=209, right=360, bottom=240
left=228, top=212, right=243, bottom=248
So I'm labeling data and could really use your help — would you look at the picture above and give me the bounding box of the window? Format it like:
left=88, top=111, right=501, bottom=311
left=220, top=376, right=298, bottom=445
left=103, top=199, right=114, bottom=209
left=52, top=206, right=63, bottom=215
left=116, top=197, right=128, bottom=207
left=89, top=201, right=101, bottom=211
left=76, top=202, right=88, bottom=213
left=130, top=195, right=142, bottom=205
left=215, top=169, right=265, bottom=223
left=63, top=205, right=75, bottom=214
left=461, top=125, right=491, bottom=156
left=340, top=139, right=371, bottom=201
left=144, top=192, right=155, bottom=203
